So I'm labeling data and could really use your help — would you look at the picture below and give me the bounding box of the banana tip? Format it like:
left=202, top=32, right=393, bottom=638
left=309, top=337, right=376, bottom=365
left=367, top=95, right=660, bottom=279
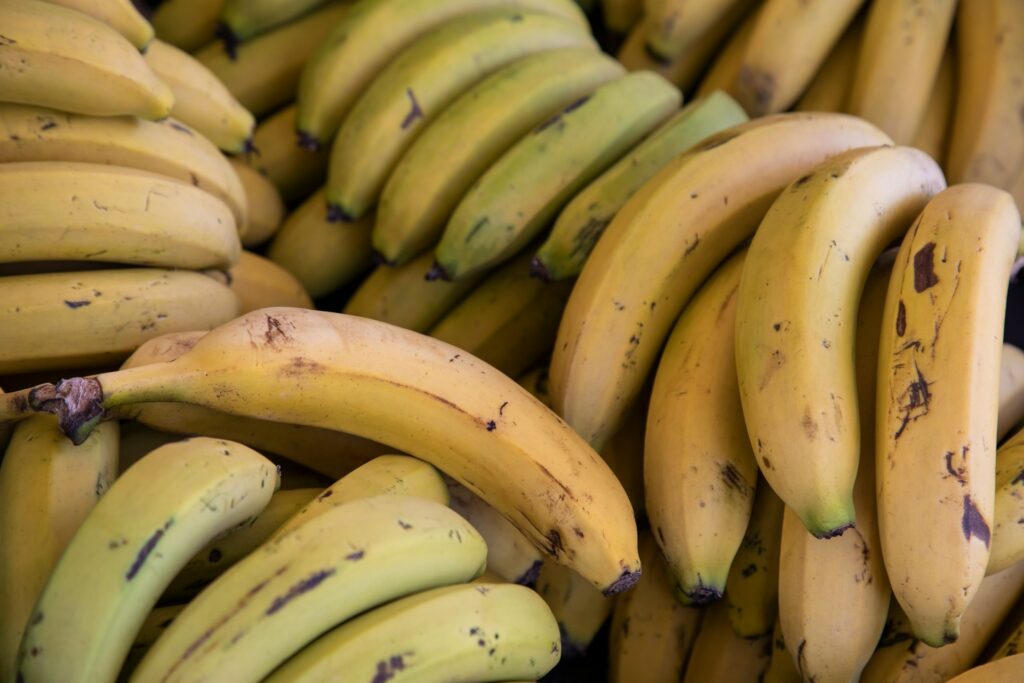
left=371, top=250, right=396, bottom=268
left=602, top=567, right=641, bottom=596
left=295, top=130, right=322, bottom=152
left=214, top=23, right=239, bottom=61
left=528, top=256, right=553, bottom=283
left=682, top=584, right=724, bottom=606
left=642, top=42, right=672, bottom=67
left=812, top=521, right=855, bottom=540
left=325, top=203, right=355, bottom=224
left=424, top=262, right=450, bottom=282
left=515, top=559, right=543, bottom=587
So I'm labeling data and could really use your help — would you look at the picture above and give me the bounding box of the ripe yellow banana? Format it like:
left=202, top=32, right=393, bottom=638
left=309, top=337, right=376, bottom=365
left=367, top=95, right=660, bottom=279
left=432, top=71, right=679, bottom=280
left=682, top=598, right=772, bottom=682
left=295, top=0, right=588, bottom=150
left=948, top=654, right=1024, bottom=683
left=374, top=47, right=624, bottom=266
left=608, top=529, right=704, bottom=683
left=989, top=426, right=1024, bottom=575
left=599, top=391, right=645, bottom=518
left=266, top=190, right=374, bottom=299
left=42, top=0, right=153, bottom=50
left=194, top=3, right=351, bottom=119
left=230, top=160, right=284, bottom=248
left=219, top=0, right=334, bottom=44
left=128, top=603, right=186, bottom=662
left=946, top=0, right=1024, bottom=188
left=1001, top=343, right=1024, bottom=440
left=0, top=0, right=172, bottom=119
left=212, top=250, right=313, bottom=314
left=694, top=7, right=759, bottom=98
left=763, top=617, right=802, bottom=683
left=243, top=104, right=327, bottom=205
left=429, top=250, right=574, bottom=379
left=263, top=582, right=562, bottom=682
left=550, top=113, right=891, bottom=450
left=724, top=478, right=783, bottom=638
left=325, top=10, right=597, bottom=223
left=646, top=249, right=756, bottom=605
left=0, top=268, right=239, bottom=374
left=535, top=560, right=614, bottom=656
left=16, top=438, right=278, bottom=683
left=151, top=0, right=224, bottom=51
left=644, top=0, right=749, bottom=61
left=132, top=496, right=487, bottom=682
left=0, top=417, right=118, bottom=683
left=911, top=46, right=955, bottom=166
left=731, top=0, right=864, bottom=115
left=0, top=102, right=248, bottom=230
left=876, top=184, right=1021, bottom=646
left=343, top=250, right=484, bottom=333
left=794, top=15, right=863, bottom=113
left=736, top=145, right=945, bottom=536
left=4, top=307, right=642, bottom=593
left=532, top=90, right=748, bottom=282
left=0, top=161, right=240, bottom=269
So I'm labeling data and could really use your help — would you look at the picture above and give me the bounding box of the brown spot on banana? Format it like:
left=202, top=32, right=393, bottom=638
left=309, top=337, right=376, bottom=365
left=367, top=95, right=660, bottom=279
left=913, top=242, right=939, bottom=292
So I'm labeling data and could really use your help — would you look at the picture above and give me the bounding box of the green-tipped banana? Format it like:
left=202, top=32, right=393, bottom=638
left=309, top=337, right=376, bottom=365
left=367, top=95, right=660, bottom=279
left=219, top=0, right=334, bottom=44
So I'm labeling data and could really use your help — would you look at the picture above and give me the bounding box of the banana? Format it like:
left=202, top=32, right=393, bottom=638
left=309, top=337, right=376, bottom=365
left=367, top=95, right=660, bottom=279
left=794, top=15, right=863, bottom=113
left=231, top=160, right=284, bottom=248
left=694, top=8, right=759, bottom=98
left=42, top=0, right=153, bottom=50
left=0, top=0, right=172, bottom=119
left=429, top=250, right=574, bottom=379
left=682, top=599, right=772, bottom=682
left=219, top=0, right=335, bottom=44
left=608, top=529, right=704, bottom=683
left=343, top=250, right=484, bottom=333
left=1001, top=343, right=1024, bottom=440
left=989, top=426, right=1024, bottom=574
left=15, top=438, right=278, bottom=683
left=131, top=495, right=487, bottom=682
left=151, top=0, right=225, bottom=52
left=949, top=655, right=1024, bottom=683
left=599, top=390, right=646, bottom=519
left=947, top=0, right=1024, bottom=189
left=736, top=145, right=945, bottom=536
left=0, top=102, right=248, bottom=231
left=731, top=0, right=864, bottom=115
left=644, top=0, right=748, bottom=61
left=549, top=113, right=891, bottom=450
left=535, top=559, right=614, bottom=656
left=266, top=189, right=374, bottom=299
left=776, top=262, right=893, bottom=683
left=296, top=0, right=588, bottom=150
left=143, top=39, right=254, bottom=154
left=645, top=249, right=756, bottom=605
left=517, top=366, right=553, bottom=408
left=243, top=104, right=328, bottom=205
left=0, top=161, right=240, bottom=270
left=876, top=184, right=1021, bottom=646
left=0, top=268, right=239, bottom=374
left=431, top=71, right=680, bottom=281
left=263, top=582, right=561, bottom=682
left=982, top=588, right=1024, bottom=661
left=910, top=46, right=955, bottom=165
left=117, top=330, right=389, bottom=479
left=724, top=478, right=783, bottom=638
left=0, top=385, right=11, bottom=451
left=325, top=10, right=597, bottom=223
left=763, top=617, right=801, bottom=683
left=194, top=3, right=351, bottom=119
left=532, top=90, right=748, bottom=282
left=211, top=250, right=313, bottom=314
left=0, top=417, right=119, bottom=682
left=601, top=0, right=642, bottom=36
left=121, top=603, right=188, bottom=680
left=374, top=47, right=624, bottom=266
left=3, top=307, right=642, bottom=594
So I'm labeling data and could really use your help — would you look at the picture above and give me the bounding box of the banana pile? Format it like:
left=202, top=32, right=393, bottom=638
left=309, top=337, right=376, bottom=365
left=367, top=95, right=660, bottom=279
left=1, top=0, right=1024, bottom=681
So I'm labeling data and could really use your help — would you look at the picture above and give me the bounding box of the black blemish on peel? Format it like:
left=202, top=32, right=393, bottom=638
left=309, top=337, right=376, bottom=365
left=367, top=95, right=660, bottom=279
left=961, top=495, right=991, bottom=548
left=913, top=242, right=939, bottom=292
left=63, top=300, right=90, bottom=309
left=265, top=568, right=337, bottom=615
left=486, top=420, right=496, bottom=431
left=345, top=549, right=364, bottom=561
left=400, top=88, right=423, bottom=130
left=896, top=300, right=907, bottom=336
left=126, top=519, right=174, bottom=581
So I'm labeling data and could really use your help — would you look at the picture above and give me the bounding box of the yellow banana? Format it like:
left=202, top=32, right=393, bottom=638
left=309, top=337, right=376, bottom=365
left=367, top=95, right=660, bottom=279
left=949, top=654, right=1024, bottom=683
left=219, top=0, right=335, bottom=44
left=1001, top=343, right=1024, bottom=440
left=601, top=0, right=642, bottom=36
left=127, top=603, right=186, bottom=662
left=736, top=145, right=945, bottom=536
left=517, top=365, right=553, bottom=408
left=911, top=46, right=955, bottom=166
left=982, top=586, right=1024, bottom=661
left=724, top=478, right=783, bottom=638
left=644, top=0, right=750, bottom=61
left=763, top=617, right=802, bottom=683
left=682, top=599, right=772, bottom=682
left=694, top=8, right=759, bottom=99
left=151, top=0, right=224, bottom=52
left=876, top=184, right=1021, bottom=646
left=535, top=559, right=615, bottom=656
left=989, top=426, right=1024, bottom=574
left=212, top=250, right=313, bottom=314
left=42, top=0, right=153, bottom=50
left=550, top=113, right=891, bottom=450
left=599, top=391, right=645, bottom=519
left=794, top=15, right=863, bottom=113
left=231, top=160, right=284, bottom=248
left=243, top=104, right=327, bottom=205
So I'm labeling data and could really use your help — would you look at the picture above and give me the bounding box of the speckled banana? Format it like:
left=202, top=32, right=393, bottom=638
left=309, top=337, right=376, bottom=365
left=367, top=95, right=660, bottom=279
left=296, top=0, right=587, bottom=150
left=151, top=0, right=224, bottom=51
left=550, top=113, right=891, bottom=451
left=1000, top=344, right=1024, bottom=440
left=325, top=10, right=596, bottom=223
left=794, top=16, right=862, bottom=113
left=724, top=478, right=783, bottom=638
left=211, top=250, right=313, bottom=314
left=44, top=0, right=153, bottom=50
left=264, top=582, right=561, bottom=683
left=374, top=47, right=623, bottom=266
left=0, top=0, right=172, bottom=119
left=762, top=618, right=801, bottom=683
left=876, top=184, right=1021, bottom=646
left=0, top=417, right=119, bottom=683
left=736, top=145, right=945, bottom=537
left=644, top=0, right=748, bottom=61
left=2, top=307, right=641, bottom=594
left=244, top=105, right=327, bottom=205
left=646, top=249, right=757, bottom=605
left=534, top=560, right=614, bottom=656
left=219, top=0, right=334, bottom=44
left=230, top=160, right=284, bottom=249
left=432, top=71, right=679, bottom=280
left=132, top=496, right=486, bottom=682
left=0, top=162, right=239, bottom=269
left=777, top=263, right=892, bottom=683
left=989, top=426, right=1024, bottom=575
left=0, top=102, right=248, bottom=230
left=949, top=655, right=1024, bottom=683
left=0, top=268, right=239, bottom=374
left=911, top=48, right=955, bottom=165
left=15, top=438, right=278, bottom=683
left=682, top=599, right=772, bottom=683
left=532, top=90, right=748, bottom=282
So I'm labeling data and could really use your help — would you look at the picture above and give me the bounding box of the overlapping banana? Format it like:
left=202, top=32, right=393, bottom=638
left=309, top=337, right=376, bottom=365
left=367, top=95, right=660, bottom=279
left=724, top=478, right=783, bottom=638
left=211, top=250, right=313, bottom=313
left=534, top=560, right=614, bottom=656
left=151, top=0, right=223, bottom=51
left=219, top=0, right=333, bottom=45
left=243, top=105, right=327, bottom=205
left=682, top=599, right=772, bottom=682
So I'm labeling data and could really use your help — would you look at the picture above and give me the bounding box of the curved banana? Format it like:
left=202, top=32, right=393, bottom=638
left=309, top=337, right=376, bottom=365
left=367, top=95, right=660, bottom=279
left=15, top=438, right=279, bottom=683
left=876, top=185, right=1021, bottom=646
left=694, top=8, right=759, bottom=99
left=144, top=39, right=254, bottom=154
left=295, top=0, right=588, bottom=150
left=4, top=308, right=642, bottom=594
left=263, top=582, right=561, bottom=682
left=432, top=71, right=679, bottom=281
left=0, top=417, right=119, bottom=683
left=949, top=655, right=1024, bottom=683
left=989, top=427, right=1024, bottom=575
left=682, top=599, right=772, bottom=682
left=0, top=161, right=239, bottom=269
left=44, top=0, right=153, bottom=50
left=231, top=160, right=284, bottom=248
left=736, top=145, right=945, bottom=536
left=793, top=16, right=862, bottom=113
left=0, top=102, right=248, bottom=230
left=266, top=190, right=374, bottom=299
left=374, top=47, right=624, bottom=266
left=535, top=560, right=614, bottom=656
left=724, top=478, right=783, bottom=638
left=644, top=0, right=748, bottom=61
left=243, top=105, right=328, bottom=205
left=549, top=113, right=891, bottom=451
left=132, top=496, right=487, bottom=682
left=763, top=618, right=801, bottom=683
left=213, top=250, right=313, bottom=314
left=532, top=90, right=748, bottom=282
left=0, top=0, right=172, bottom=119
left=325, top=9, right=597, bottom=223
left=1001, top=344, right=1024, bottom=440
left=151, top=0, right=224, bottom=51
left=646, top=249, right=756, bottom=605
left=219, top=0, right=333, bottom=44
left=910, top=47, right=955, bottom=165
left=0, top=268, right=239, bottom=374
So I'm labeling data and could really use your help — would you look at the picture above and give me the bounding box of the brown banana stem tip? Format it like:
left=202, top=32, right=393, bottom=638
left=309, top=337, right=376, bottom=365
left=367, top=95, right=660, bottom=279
left=602, top=567, right=641, bottom=596
left=528, top=256, right=553, bottom=283
left=27, top=377, right=104, bottom=445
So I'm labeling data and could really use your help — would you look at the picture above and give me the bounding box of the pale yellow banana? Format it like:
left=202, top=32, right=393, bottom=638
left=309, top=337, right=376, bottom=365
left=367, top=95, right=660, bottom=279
left=725, top=478, right=783, bottom=638
left=42, top=0, right=153, bottom=50
left=1001, top=343, right=1024, bottom=440
left=911, top=46, right=955, bottom=165
left=220, top=0, right=335, bottom=44
left=682, top=599, right=772, bottom=682
left=243, top=104, right=327, bottom=205
left=212, top=250, right=313, bottom=314
left=231, top=160, right=284, bottom=248
left=989, top=426, right=1024, bottom=574
left=151, top=0, right=224, bottom=51
left=694, top=7, right=759, bottom=99
left=535, top=559, right=614, bottom=656
left=794, top=16, right=863, bottom=113
left=644, top=0, right=749, bottom=61
left=949, top=654, right=1024, bottom=683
